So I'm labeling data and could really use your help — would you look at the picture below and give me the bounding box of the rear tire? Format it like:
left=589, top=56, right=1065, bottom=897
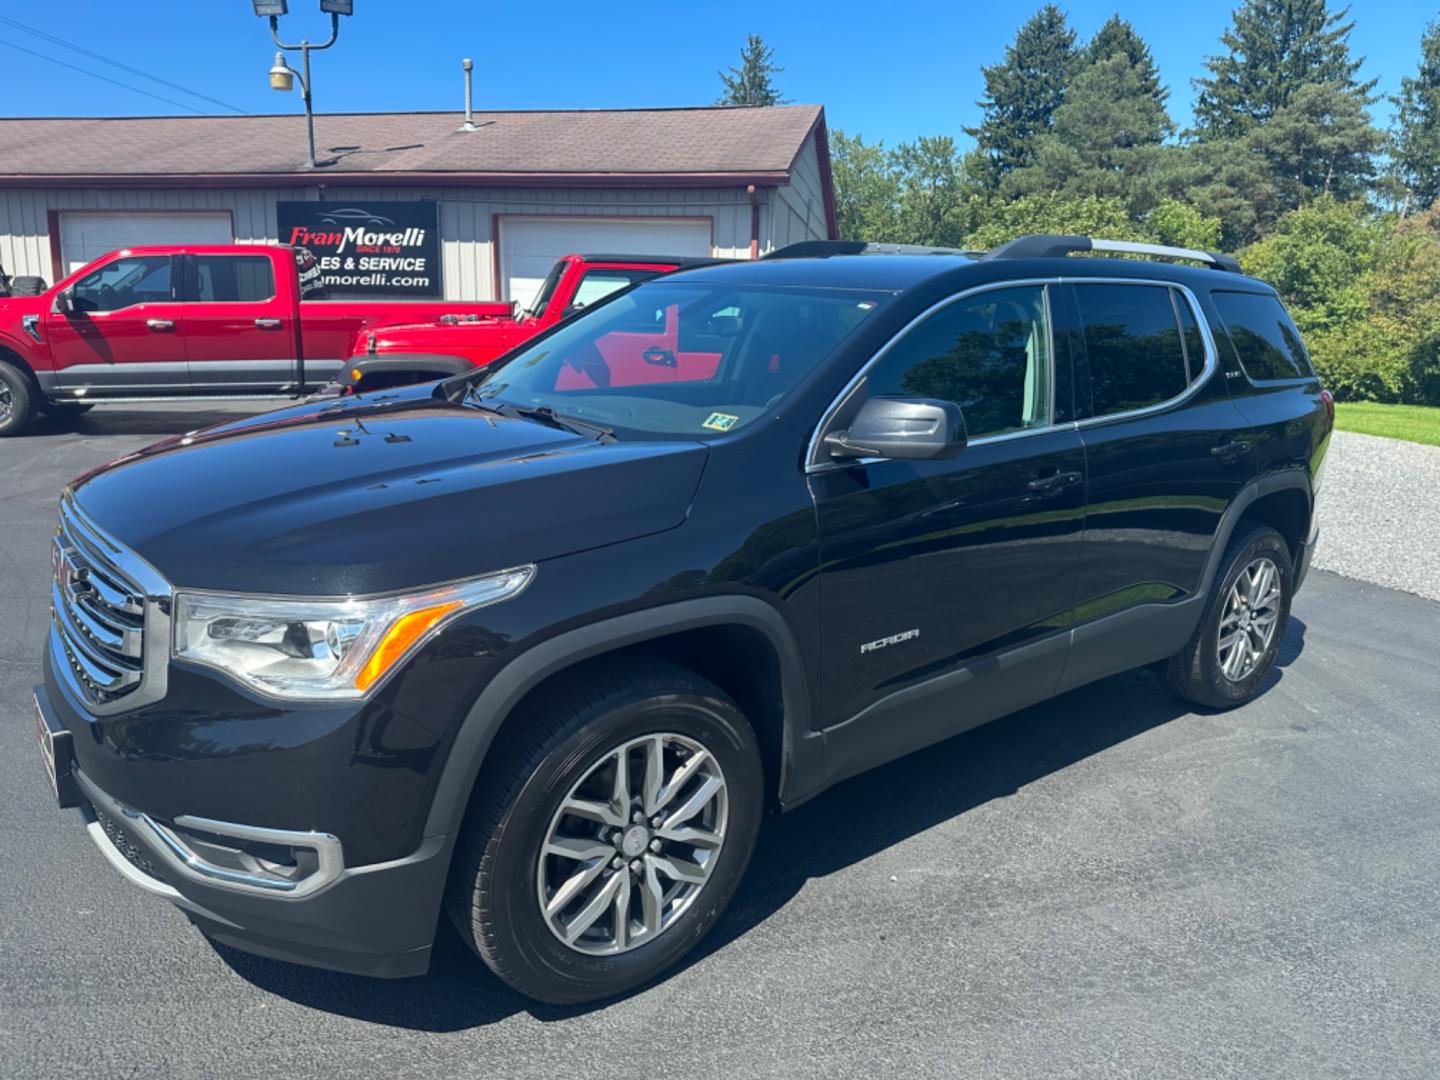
left=445, top=657, right=763, bottom=1004
left=1167, top=525, right=1293, bottom=708
left=0, top=361, right=36, bottom=437
left=9, top=276, right=46, bottom=296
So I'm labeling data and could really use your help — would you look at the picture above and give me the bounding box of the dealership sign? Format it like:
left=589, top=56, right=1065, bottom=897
left=277, top=201, right=442, bottom=296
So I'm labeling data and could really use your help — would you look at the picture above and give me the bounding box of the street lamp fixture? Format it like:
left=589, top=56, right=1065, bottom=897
left=252, top=0, right=353, bottom=169
left=268, top=53, right=296, bottom=92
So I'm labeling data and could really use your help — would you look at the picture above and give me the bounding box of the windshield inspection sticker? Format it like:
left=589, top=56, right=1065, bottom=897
left=702, top=412, right=740, bottom=432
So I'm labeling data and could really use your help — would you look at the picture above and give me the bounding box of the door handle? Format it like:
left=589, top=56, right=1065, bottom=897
left=1210, top=440, right=1252, bottom=461
left=145, top=318, right=174, bottom=331
left=1028, top=469, right=1082, bottom=495
left=255, top=317, right=283, bottom=329
left=641, top=347, right=676, bottom=367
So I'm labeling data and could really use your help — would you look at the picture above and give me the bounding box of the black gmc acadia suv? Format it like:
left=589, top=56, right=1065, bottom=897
left=34, top=235, right=1332, bottom=1004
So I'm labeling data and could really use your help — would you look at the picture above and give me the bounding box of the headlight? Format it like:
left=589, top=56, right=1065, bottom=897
left=172, top=567, right=534, bottom=701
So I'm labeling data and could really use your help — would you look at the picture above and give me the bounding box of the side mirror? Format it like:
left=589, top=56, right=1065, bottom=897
left=824, top=396, right=967, bottom=461
left=54, top=288, right=75, bottom=315
left=561, top=302, right=584, bottom=319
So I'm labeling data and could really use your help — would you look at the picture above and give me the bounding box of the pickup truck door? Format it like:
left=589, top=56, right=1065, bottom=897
left=181, top=253, right=301, bottom=391
left=45, top=254, right=189, bottom=393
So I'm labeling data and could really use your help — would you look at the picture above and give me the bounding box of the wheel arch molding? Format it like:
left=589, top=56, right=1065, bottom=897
left=422, top=595, right=816, bottom=841
left=1199, top=470, right=1313, bottom=597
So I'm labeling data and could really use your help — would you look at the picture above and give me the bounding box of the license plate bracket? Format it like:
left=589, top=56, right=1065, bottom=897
left=34, top=690, right=82, bottom=809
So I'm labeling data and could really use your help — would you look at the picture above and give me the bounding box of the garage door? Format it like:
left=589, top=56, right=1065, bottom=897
left=59, top=212, right=233, bottom=273
left=499, top=217, right=711, bottom=309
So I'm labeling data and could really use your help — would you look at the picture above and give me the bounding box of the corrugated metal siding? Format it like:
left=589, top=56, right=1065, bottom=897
left=0, top=177, right=828, bottom=298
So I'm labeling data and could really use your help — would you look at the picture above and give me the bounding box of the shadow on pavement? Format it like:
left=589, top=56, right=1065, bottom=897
left=217, top=617, right=1308, bottom=1030
left=29, top=406, right=273, bottom=438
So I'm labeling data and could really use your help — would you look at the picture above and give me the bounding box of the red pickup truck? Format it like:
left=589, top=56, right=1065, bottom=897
left=337, top=253, right=714, bottom=394
left=0, top=244, right=502, bottom=436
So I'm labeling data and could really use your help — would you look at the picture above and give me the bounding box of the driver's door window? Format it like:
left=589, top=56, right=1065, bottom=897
left=72, top=256, right=174, bottom=313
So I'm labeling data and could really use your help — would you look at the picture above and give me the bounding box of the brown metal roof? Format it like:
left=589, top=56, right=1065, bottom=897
left=0, top=105, right=825, bottom=185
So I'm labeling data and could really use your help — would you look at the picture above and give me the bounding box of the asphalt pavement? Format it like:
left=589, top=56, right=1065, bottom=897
left=2, top=405, right=1438, bottom=1079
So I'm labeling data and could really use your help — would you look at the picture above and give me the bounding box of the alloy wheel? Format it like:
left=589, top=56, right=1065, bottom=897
left=537, top=732, right=728, bottom=955
left=1217, top=556, right=1282, bottom=681
left=0, top=382, right=11, bottom=425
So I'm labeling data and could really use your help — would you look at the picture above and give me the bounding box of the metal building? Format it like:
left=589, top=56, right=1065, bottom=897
left=0, top=105, right=835, bottom=305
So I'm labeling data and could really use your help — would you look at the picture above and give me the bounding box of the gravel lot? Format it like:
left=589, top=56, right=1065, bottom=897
left=1312, top=430, right=1440, bottom=601
left=2, top=406, right=1438, bottom=1079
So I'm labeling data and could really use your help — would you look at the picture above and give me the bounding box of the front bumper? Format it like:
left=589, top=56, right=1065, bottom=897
left=37, top=680, right=453, bottom=978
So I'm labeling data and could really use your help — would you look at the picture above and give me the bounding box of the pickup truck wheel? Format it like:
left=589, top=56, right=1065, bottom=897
left=445, top=657, right=763, bottom=1004
left=1167, top=525, right=1293, bottom=709
left=0, top=361, right=36, bottom=437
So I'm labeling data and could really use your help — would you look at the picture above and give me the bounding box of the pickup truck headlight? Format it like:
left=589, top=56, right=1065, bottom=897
left=172, top=567, right=534, bottom=701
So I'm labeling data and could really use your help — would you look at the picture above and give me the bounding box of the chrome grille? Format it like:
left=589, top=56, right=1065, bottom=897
left=50, top=493, right=168, bottom=712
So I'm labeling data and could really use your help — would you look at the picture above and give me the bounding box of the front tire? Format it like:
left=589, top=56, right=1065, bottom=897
left=445, top=658, right=764, bottom=1004
left=0, top=361, right=35, bottom=437
left=1167, top=524, right=1293, bottom=708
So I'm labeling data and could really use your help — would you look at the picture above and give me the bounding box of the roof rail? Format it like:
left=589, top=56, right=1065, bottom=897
left=985, top=234, right=1243, bottom=274
left=764, top=240, right=979, bottom=260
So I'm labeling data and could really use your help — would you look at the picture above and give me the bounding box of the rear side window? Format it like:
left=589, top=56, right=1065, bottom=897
left=1212, top=291, right=1313, bottom=381
left=1073, top=283, right=1189, bottom=417
left=193, top=255, right=275, bottom=302
left=866, top=284, right=1052, bottom=440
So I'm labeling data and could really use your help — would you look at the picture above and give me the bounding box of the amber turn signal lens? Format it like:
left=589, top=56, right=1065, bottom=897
left=353, top=600, right=461, bottom=692
left=350, top=368, right=362, bottom=381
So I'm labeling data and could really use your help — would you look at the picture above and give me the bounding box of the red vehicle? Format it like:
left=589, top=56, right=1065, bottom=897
left=337, top=253, right=716, bottom=394
left=0, top=244, right=503, bottom=436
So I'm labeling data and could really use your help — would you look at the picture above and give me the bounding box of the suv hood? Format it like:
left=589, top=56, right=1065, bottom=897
left=71, top=393, right=709, bottom=595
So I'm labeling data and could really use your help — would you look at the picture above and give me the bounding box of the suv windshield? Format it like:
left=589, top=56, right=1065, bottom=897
left=469, top=281, right=891, bottom=437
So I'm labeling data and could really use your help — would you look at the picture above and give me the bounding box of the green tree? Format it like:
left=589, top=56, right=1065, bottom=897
left=1246, top=81, right=1382, bottom=206
left=1240, top=195, right=1378, bottom=331
left=1004, top=49, right=1173, bottom=211
left=1193, top=0, right=1374, bottom=138
left=891, top=136, right=973, bottom=246
left=963, top=192, right=1142, bottom=250
left=966, top=5, right=1077, bottom=187
left=716, top=34, right=787, bottom=107
left=1085, top=14, right=1167, bottom=113
left=1147, top=199, right=1223, bottom=250
left=1393, top=19, right=1440, bottom=213
left=830, top=130, right=902, bottom=242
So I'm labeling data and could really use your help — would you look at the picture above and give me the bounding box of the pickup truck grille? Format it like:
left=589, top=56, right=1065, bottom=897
left=51, top=502, right=148, bottom=708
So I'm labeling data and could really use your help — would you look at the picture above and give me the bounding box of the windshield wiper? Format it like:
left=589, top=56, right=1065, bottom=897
left=462, top=387, right=615, bottom=442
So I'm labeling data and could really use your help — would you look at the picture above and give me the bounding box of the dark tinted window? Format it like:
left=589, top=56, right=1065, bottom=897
left=1173, top=290, right=1205, bottom=383
left=867, top=285, right=1052, bottom=439
left=72, top=256, right=172, bottom=312
left=1074, top=283, right=1188, bottom=416
left=1212, top=291, right=1313, bottom=380
left=194, top=255, right=275, bottom=302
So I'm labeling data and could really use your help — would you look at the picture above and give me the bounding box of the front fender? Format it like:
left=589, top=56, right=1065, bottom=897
left=421, top=595, right=816, bottom=840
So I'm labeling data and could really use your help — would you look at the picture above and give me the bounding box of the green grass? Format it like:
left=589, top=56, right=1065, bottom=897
left=1333, top=402, right=1440, bottom=447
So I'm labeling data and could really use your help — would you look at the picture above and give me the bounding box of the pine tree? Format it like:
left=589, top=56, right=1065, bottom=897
left=1001, top=17, right=1171, bottom=212
left=1193, top=0, right=1375, bottom=138
left=716, top=34, right=787, bottom=107
left=965, top=5, right=1077, bottom=187
left=1393, top=19, right=1440, bottom=213
left=1085, top=13, right=1167, bottom=113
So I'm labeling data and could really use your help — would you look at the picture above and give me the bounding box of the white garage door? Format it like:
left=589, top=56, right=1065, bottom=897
left=499, top=217, right=712, bottom=310
left=59, top=212, right=233, bottom=273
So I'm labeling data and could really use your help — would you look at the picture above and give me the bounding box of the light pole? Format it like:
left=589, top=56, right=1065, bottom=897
left=252, top=1, right=354, bottom=169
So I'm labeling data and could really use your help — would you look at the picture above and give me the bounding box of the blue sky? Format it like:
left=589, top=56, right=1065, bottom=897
left=4, top=1, right=1435, bottom=146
